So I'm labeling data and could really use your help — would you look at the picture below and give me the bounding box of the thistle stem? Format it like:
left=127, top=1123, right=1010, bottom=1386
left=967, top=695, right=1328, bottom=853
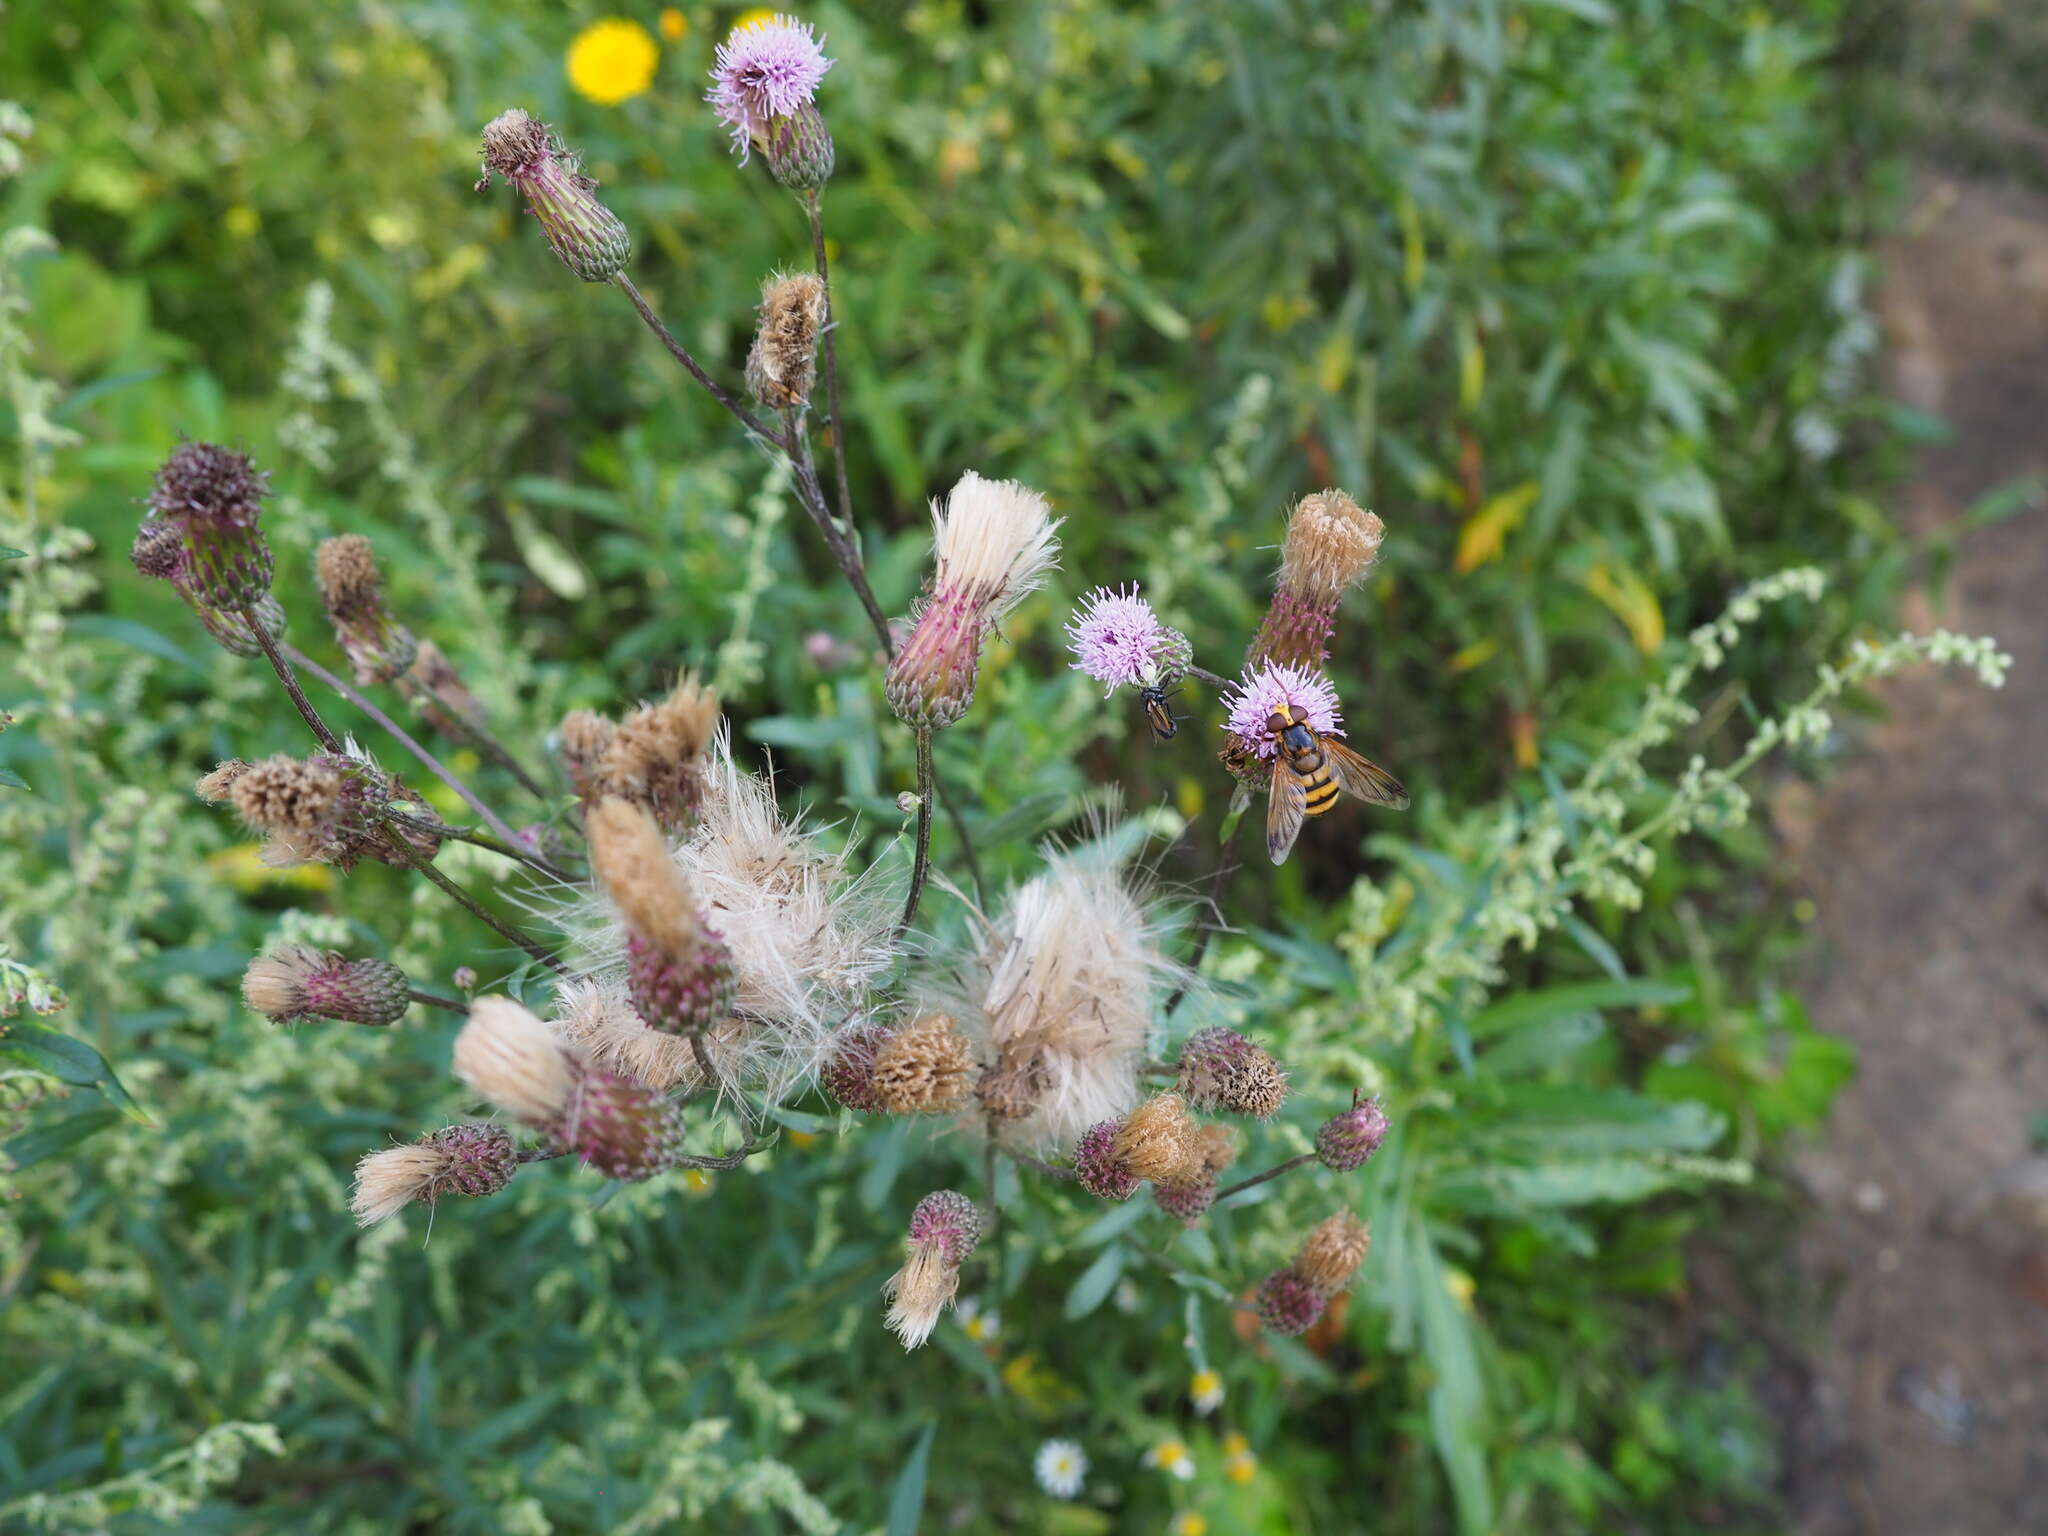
left=1184, top=664, right=1231, bottom=689
left=1163, top=849, right=1239, bottom=1018
left=803, top=188, right=857, bottom=538
left=934, top=778, right=987, bottom=906
left=612, top=271, right=786, bottom=447
left=383, top=808, right=573, bottom=884
left=406, top=988, right=467, bottom=1015
left=242, top=619, right=569, bottom=975
left=283, top=642, right=550, bottom=870
left=242, top=608, right=344, bottom=755
left=783, top=407, right=894, bottom=653
left=1003, top=1149, right=1079, bottom=1183
left=1214, top=1151, right=1319, bottom=1204
left=899, top=726, right=936, bottom=935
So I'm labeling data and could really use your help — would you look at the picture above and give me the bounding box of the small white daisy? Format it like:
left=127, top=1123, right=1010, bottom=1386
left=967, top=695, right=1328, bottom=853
left=957, top=1296, right=1001, bottom=1343
left=1034, top=1438, right=1087, bottom=1500
left=1144, top=1439, right=1197, bottom=1480
left=1189, top=1368, right=1224, bottom=1415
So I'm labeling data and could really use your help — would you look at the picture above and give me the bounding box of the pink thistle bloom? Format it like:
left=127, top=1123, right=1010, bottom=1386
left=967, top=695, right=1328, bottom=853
left=1065, top=585, right=1192, bottom=694
left=1220, top=662, right=1344, bottom=760
left=707, top=14, right=833, bottom=162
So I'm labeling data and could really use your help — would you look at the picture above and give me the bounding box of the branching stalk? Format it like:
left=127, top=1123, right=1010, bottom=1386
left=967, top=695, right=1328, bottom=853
left=899, top=727, right=935, bottom=935
left=1214, top=1151, right=1319, bottom=1204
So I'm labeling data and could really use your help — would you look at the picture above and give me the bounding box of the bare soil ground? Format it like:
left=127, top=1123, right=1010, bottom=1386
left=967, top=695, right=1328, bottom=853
left=1782, top=175, right=2048, bottom=1534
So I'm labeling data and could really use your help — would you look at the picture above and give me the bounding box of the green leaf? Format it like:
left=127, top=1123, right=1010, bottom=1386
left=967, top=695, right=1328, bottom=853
left=1467, top=980, right=1690, bottom=1040
left=0, top=1020, right=151, bottom=1123
left=4, top=1105, right=123, bottom=1169
left=1062, top=1244, right=1125, bottom=1320
left=0, top=766, right=26, bottom=790
left=0, top=547, right=25, bottom=560
left=885, top=1422, right=936, bottom=1536
left=64, top=614, right=204, bottom=674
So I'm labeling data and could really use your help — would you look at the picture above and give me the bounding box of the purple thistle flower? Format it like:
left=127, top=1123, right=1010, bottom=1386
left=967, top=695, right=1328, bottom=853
left=707, top=15, right=833, bottom=163
left=1065, top=585, right=1193, bottom=695
left=1221, top=661, right=1343, bottom=760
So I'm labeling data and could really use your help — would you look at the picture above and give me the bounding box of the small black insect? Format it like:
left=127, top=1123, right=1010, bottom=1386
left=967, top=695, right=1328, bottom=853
left=1139, top=682, right=1183, bottom=743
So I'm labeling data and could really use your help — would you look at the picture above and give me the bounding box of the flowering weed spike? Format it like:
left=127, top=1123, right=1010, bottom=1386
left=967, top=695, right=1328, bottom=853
left=478, top=109, right=631, bottom=283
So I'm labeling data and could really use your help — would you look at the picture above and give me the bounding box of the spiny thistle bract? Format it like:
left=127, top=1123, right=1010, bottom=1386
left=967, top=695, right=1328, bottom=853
left=821, top=1023, right=892, bottom=1112
left=1114, top=1093, right=1200, bottom=1184
left=1073, top=1120, right=1140, bottom=1201
left=476, top=109, right=631, bottom=283
left=1176, top=1025, right=1290, bottom=1120
left=1316, top=1095, right=1391, bottom=1172
left=1254, top=1267, right=1326, bottom=1337
left=133, top=442, right=285, bottom=654
left=1152, top=1170, right=1218, bottom=1227
left=869, top=1013, right=973, bottom=1115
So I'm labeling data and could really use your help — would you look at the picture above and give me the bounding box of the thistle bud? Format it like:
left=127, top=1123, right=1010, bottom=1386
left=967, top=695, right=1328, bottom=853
left=143, top=441, right=274, bottom=611
left=1152, top=1171, right=1217, bottom=1227
left=1247, top=490, right=1385, bottom=671
left=223, top=751, right=433, bottom=871
left=316, top=535, right=418, bottom=684
left=350, top=1123, right=519, bottom=1227
left=242, top=944, right=411, bottom=1026
left=405, top=640, right=489, bottom=737
left=557, top=709, right=617, bottom=799
left=477, top=109, right=631, bottom=283
left=884, top=1189, right=983, bottom=1348
left=1113, top=1092, right=1199, bottom=1184
left=886, top=471, right=1061, bottom=730
left=1254, top=1266, right=1326, bottom=1337
left=745, top=271, right=827, bottom=409
left=596, top=673, right=720, bottom=831
left=587, top=797, right=737, bottom=1038
left=187, top=593, right=289, bottom=659
left=453, top=996, right=684, bottom=1182
left=1296, top=1209, right=1371, bottom=1297
left=1314, top=1095, right=1390, bottom=1172
left=870, top=1012, right=973, bottom=1115
left=821, top=1023, right=892, bottom=1112
left=1176, top=1026, right=1289, bottom=1120
left=1073, top=1119, right=1139, bottom=1201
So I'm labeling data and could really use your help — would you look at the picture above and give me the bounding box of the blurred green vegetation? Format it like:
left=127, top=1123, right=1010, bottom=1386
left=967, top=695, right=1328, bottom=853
left=0, top=0, right=1932, bottom=1531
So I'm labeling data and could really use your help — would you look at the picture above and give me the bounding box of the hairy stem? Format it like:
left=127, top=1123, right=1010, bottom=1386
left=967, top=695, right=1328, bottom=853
left=1214, top=1151, right=1319, bottom=1204
left=783, top=407, right=894, bottom=652
left=613, top=271, right=786, bottom=447
left=281, top=642, right=553, bottom=867
left=1002, top=1149, right=1079, bottom=1183
left=406, top=987, right=467, bottom=1015
left=899, top=727, right=936, bottom=935
left=383, top=808, right=572, bottom=883
left=243, top=609, right=344, bottom=754
left=1183, top=663, right=1231, bottom=689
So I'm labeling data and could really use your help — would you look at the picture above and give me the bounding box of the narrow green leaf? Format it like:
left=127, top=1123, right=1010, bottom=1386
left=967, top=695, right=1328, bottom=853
left=0, top=1020, right=151, bottom=1123
left=1063, top=1243, right=1125, bottom=1320
left=4, top=1105, right=123, bottom=1169
left=0, top=766, right=26, bottom=790
left=885, top=1423, right=936, bottom=1536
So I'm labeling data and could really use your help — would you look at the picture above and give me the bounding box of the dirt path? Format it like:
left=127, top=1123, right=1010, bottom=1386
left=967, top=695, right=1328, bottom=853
left=1784, top=175, right=2048, bottom=1534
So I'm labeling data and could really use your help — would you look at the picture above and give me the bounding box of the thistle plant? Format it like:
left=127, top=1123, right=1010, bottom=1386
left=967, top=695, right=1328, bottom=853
left=97, top=31, right=2013, bottom=1410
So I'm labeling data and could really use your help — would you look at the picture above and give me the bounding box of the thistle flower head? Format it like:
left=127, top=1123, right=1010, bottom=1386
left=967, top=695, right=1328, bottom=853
left=870, top=1013, right=973, bottom=1115
left=454, top=996, right=682, bottom=1181
left=587, top=798, right=737, bottom=1038
left=551, top=976, right=740, bottom=1092
left=595, top=673, right=720, bottom=830
left=316, top=535, right=417, bottom=684
left=1296, top=1209, right=1371, bottom=1296
left=1254, top=1267, right=1326, bottom=1337
left=1152, top=1170, right=1217, bottom=1227
left=707, top=15, right=832, bottom=163
left=556, top=729, right=898, bottom=1105
left=1072, top=1119, right=1139, bottom=1201
left=821, top=1022, right=892, bottom=1112
left=476, top=108, right=631, bottom=283
left=884, top=1189, right=982, bottom=1348
left=1315, top=1094, right=1390, bottom=1172
left=1065, top=584, right=1193, bottom=695
left=1249, top=490, right=1385, bottom=670
left=745, top=271, right=827, bottom=409
left=1177, top=1026, right=1289, bottom=1119
left=223, top=750, right=433, bottom=871
left=187, top=594, right=288, bottom=659
left=1114, top=1091, right=1200, bottom=1183
left=969, top=835, right=1180, bottom=1151
left=242, top=945, right=410, bottom=1027
left=886, top=471, right=1061, bottom=729
left=350, top=1124, right=519, bottom=1227
left=141, top=441, right=274, bottom=611
left=557, top=708, right=618, bottom=799
left=1220, top=661, right=1343, bottom=761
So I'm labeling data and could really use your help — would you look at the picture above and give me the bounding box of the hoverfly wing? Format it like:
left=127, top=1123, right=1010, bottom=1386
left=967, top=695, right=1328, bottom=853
left=1323, top=740, right=1410, bottom=810
left=1265, top=760, right=1308, bottom=864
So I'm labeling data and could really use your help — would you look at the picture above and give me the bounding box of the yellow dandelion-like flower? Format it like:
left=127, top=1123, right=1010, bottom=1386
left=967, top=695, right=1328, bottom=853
left=1169, top=1514, right=1208, bottom=1536
left=566, top=18, right=659, bottom=106
left=732, top=6, right=780, bottom=31
left=659, top=7, right=688, bottom=41
left=1189, top=1368, right=1224, bottom=1415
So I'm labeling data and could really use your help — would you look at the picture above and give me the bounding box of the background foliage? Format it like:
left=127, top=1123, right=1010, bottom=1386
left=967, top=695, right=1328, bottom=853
left=1, top=0, right=1924, bottom=1530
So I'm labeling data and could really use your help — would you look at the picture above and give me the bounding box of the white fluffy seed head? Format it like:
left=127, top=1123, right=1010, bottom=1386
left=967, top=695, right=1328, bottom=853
left=929, top=470, right=1062, bottom=623
left=454, top=996, right=577, bottom=1125
left=968, top=833, right=1183, bottom=1152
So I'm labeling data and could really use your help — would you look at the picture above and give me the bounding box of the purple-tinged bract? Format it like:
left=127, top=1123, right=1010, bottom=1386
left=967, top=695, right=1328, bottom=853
left=1254, top=1267, right=1326, bottom=1336
left=1152, top=1171, right=1217, bottom=1227
left=907, top=1188, right=982, bottom=1265
left=1315, top=1095, right=1390, bottom=1172
left=1221, top=661, right=1344, bottom=761
left=1073, top=1119, right=1140, bottom=1201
